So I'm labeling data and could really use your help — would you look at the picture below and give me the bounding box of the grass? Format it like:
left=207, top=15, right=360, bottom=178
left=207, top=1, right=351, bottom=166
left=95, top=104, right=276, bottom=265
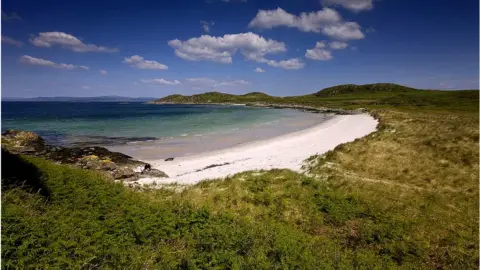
left=2, top=85, right=479, bottom=269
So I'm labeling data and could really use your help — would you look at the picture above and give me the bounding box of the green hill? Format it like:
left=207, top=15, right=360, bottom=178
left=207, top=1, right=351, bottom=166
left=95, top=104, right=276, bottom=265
left=152, top=91, right=273, bottom=104
left=314, top=83, right=418, bottom=97
left=151, top=83, right=421, bottom=105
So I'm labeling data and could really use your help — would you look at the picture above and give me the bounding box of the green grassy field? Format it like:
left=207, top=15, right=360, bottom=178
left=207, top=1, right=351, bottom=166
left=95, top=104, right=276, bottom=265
left=2, top=84, right=479, bottom=269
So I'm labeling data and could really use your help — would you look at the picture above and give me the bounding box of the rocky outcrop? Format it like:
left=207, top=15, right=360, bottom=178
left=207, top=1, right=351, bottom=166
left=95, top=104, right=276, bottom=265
left=1, top=130, right=168, bottom=182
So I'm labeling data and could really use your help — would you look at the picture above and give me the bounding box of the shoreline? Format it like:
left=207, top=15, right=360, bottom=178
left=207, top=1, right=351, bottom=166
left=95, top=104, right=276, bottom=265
left=138, top=113, right=378, bottom=186
left=149, top=101, right=366, bottom=115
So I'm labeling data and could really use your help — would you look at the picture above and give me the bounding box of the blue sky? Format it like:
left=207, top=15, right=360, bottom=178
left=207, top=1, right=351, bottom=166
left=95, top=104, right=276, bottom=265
left=1, top=0, right=479, bottom=98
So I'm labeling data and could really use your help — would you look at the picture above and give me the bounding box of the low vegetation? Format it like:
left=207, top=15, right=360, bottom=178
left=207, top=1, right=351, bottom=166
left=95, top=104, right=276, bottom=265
left=2, top=83, right=479, bottom=269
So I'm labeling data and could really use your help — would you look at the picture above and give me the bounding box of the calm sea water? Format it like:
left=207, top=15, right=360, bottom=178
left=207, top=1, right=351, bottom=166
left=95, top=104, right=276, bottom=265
left=2, top=102, right=331, bottom=159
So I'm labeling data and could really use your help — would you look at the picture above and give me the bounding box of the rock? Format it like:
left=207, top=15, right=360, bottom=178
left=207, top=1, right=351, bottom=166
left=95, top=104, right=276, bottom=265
left=141, top=168, right=168, bottom=178
left=112, top=167, right=137, bottom=180
left=46, top=146, right=144, bottom=167
left=1, top=130, right=169, bottom=184
left=165, top=157, right=174, bottom=161
left=77, top=155, right=117, bottom=171
left=1, top=130, right=46, bottom=154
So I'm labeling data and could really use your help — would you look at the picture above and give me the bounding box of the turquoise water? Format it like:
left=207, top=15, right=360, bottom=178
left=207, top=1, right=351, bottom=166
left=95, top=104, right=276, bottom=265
left=2, top=102, right=330, bottom=154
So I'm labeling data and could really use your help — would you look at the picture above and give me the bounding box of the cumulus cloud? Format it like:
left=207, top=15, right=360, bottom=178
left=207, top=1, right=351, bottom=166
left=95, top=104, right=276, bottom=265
left=168, top=32, right=302, bottom=69
left=168, top=32, right=284, bottom=64
left=140, top=79, right=181, bottom=85
left=305, top=42, right=333, bottom=60
left=248, top=7, right=364, bottom=40
left=200, top=20, right=215, bottom=33
left=2, top=11, right=22, bottom=21
left=99, top=70, right=107, bottom=75
left=262, top=58, right=305, bottom=69
left=30, top=32, right=119, bottom=53
left=1, top=36, right=23, bottom=47
left=19, top=55, right=89, bottom=70
left=254, top=67, right=266, bottom=73
left=321, top=0, right=373, bottom=12
left=123, top=55, right=168, bottom=70
left=322, top=22, right=363, bottom=40
left=329, top=41, right=348, bottom=50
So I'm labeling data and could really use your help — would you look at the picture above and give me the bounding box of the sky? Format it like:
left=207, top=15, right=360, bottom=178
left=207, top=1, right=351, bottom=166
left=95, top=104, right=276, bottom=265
left=1, top=0, right=479, bottom=98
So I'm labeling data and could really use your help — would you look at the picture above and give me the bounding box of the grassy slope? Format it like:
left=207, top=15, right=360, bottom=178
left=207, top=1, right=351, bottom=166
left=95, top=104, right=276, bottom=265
left=2, top=86, right=479, bottom=269
left=153, top=91, right=274, bottom=104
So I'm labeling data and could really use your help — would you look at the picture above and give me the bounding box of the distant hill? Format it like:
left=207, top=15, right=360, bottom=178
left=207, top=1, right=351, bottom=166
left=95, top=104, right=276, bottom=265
left=2, top=96, right=156, bottom=102
left=314, top=83, right=418, bottom=97
left=152, top=91, right=274, bottom=104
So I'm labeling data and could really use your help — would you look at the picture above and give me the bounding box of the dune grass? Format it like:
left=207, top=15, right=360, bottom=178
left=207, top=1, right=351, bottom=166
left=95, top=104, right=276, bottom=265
left=2, top=87, right=479, bottom=269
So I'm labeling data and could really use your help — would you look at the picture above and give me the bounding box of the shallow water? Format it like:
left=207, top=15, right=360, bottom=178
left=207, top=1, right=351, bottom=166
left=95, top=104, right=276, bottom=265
left=2, top=101, right=332, bottom=159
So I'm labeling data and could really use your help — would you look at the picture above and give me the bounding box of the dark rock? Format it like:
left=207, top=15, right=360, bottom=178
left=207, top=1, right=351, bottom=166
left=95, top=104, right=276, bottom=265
left=112, top=167, right=137, bottom=180
left=142, top=168, right=168, bottom=178
left=165, top=157, right=174, bottom=161
left=2, top=130, right=169, bottom=183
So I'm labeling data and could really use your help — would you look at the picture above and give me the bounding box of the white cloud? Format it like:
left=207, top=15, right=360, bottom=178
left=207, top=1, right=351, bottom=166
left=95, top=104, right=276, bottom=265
left=329, top=41, right=348, bottom=50
left=262, top=58, right=305, bottom=69
left=123, top=55, right=168, bottom=70
left=169, top=32, right=283, bottom=63
left=169, top=32, right=302, bottom=69
left=140, top=79, right=181, bottom=85
left=248, top=7, right=340, bottom=31
left=305, top=42, right=333, bottom=60
left=19, top=55, right=89, bottom=70
left=2, top=36, right=23, bottom=47
left=81, top=86, right=91, bottom=89
left=99, top=70, right=107, bottom=75
left=79, top=66, right=89, bottom=70
left=30, top=32, right=119, bottom=53
left=321, top=0, right=374, bottom=12
left=322, top=22, right=364, bottom=40
left=185, top=77, right=250, bottom=88
left=200, top=20, right=215, bottom=33
left=254, top=67, right=266, bottom=73
left=248, top=8, right=364, bottom=40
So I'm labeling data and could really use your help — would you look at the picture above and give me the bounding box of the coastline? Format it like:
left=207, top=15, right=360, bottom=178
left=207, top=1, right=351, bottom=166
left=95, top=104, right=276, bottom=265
left=149, top=101, right=366, bottom=115
left=138, top=113, right=378, bottom=186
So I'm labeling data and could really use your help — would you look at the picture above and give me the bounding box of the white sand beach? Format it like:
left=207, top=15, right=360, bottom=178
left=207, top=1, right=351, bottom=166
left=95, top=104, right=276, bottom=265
left=138, top=114, right=378, bottom=186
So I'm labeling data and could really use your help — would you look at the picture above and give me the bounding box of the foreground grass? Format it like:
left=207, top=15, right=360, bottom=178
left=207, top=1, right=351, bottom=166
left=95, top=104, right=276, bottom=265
left=2, top=87, right=479, bottom=269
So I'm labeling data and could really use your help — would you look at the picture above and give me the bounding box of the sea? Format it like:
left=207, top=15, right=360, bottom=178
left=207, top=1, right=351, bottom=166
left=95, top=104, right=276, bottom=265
left=2, top=102, right=332, bottom=160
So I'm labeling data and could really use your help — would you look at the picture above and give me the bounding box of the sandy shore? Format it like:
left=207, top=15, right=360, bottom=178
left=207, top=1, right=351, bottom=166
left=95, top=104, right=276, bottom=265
left=138, top=114, right=378, bottom=186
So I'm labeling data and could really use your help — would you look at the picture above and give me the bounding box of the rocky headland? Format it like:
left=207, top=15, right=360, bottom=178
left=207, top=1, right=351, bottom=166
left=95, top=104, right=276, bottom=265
left=1, top=130, right=168, bottom=185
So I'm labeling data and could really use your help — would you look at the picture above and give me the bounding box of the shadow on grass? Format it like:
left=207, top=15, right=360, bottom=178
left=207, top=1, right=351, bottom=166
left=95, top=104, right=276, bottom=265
left=1, top=148, right=50, bottom=198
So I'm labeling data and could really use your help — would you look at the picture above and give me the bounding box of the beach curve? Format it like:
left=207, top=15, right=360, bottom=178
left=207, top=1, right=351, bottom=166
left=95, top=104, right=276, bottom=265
left=138, top=113, right=378, bottom=185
